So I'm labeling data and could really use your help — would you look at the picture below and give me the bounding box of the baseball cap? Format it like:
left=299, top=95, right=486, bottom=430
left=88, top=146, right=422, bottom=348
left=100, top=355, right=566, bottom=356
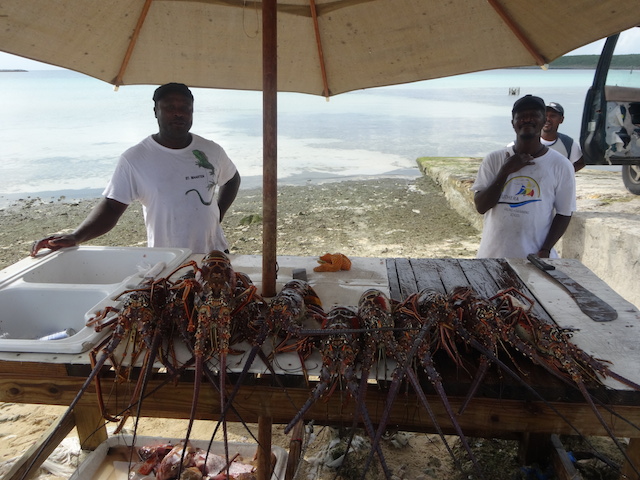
left=153, top=83, right=194, bottom=103
left=546, top=102, right=564, bottom=115
left=512, top=94, right=546, bottom=115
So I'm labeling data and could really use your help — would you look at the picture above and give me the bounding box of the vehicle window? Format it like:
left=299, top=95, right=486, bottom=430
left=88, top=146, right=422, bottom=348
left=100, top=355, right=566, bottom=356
left=605, top=29, right=639, bottom=88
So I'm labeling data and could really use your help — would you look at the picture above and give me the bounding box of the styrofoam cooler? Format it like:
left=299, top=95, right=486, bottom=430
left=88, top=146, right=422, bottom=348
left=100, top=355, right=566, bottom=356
left=69, top=435, right=287, bottom=480
left=0, top=246, right=191, bottom=354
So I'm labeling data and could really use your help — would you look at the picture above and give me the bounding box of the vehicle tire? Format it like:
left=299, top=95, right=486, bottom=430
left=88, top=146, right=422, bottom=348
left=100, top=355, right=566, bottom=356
left=622, top=165, right=640, bottom=195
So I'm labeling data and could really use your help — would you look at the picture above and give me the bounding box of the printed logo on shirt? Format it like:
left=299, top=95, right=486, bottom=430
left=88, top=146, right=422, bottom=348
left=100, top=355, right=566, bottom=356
left=185, top=149, right=217, bottom=205
left=498, top=176, right=541, bottom=208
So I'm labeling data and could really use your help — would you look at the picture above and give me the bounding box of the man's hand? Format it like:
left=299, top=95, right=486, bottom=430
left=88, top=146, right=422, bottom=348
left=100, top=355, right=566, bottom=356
left=474, top=152, right=536, bottom=215
left=535, top=248, right=551, bottom=258
left=31, top=235, right=78, bottom=257
left=503, top=151, right=535, bottom=175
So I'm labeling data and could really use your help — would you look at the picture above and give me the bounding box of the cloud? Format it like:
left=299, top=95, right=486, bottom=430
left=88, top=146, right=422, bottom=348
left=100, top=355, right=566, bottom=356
left=568, top=27, right=640, bottom=56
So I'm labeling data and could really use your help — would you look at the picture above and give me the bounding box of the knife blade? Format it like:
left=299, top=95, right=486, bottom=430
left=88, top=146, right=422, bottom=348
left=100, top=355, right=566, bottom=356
left=526, top=254, right=618, bottom=322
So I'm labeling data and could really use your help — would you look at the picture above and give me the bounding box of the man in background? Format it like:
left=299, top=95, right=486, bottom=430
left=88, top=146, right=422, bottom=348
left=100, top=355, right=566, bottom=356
left=542, top=102, right=585, bottom=172
left=473, top=95, right=576, bottom=259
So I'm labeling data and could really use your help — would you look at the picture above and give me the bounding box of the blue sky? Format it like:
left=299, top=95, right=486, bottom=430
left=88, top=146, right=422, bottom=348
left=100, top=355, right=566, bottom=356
left=1, top=27, right=639, bottom=70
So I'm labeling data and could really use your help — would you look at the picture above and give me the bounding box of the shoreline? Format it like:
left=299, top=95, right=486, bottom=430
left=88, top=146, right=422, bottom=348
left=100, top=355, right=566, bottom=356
left=0, top=164, right=623, bottom=209
left=0, top=174, right=481, bottom=271
left=0, top=168, right=423, bottom=209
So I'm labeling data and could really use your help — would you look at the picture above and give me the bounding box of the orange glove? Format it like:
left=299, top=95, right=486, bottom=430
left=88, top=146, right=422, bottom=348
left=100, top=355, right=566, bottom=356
left=313, top=253, right=352, bottom=272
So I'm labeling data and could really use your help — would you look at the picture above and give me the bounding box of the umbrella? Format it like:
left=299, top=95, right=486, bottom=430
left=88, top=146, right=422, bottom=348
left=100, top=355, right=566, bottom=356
left=1, top=1, right=639, bottom=95
left=1, top=0, right=640, bottom=294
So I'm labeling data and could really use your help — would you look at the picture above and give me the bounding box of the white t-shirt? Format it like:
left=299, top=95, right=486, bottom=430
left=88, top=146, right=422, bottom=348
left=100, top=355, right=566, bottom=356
left=472, top=147, right=576, bottom=259
left=103, top=134, right=238, bottom=253
left=509, top=135, right=582, bottom=165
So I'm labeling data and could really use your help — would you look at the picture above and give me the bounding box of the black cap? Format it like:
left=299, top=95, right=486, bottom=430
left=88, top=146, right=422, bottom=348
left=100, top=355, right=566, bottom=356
left=512, top=94, right=545, bottom=116
left=153, top=83, right=194, bottom=103
left=546, top=102, right=564, bottom=115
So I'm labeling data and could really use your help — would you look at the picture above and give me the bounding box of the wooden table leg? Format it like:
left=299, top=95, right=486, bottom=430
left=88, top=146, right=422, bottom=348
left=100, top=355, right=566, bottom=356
left=622, top=437, right=640, bottom=480
left=257, top=415, right=273, bottom=480
left=518, top=432, right=552, bottom=465
left=549, top=434, right=582, bottom=480
left=285, top=419, right=305, bottom=480
left=73, top=402, right=107, bottom=450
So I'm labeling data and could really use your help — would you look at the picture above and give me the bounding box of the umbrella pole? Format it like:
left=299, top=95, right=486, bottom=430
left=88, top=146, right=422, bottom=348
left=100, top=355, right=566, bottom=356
left=262, top=0, right=277, bottom=298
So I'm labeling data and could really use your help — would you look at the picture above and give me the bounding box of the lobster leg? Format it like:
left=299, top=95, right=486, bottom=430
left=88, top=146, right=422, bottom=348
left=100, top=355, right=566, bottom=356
left=457, top=355, right=491, bottom=414
left=18, top=333, right=123, bottom=480
left=360, top=316, right=434, bottom=478
left=342, top=375, right=393, bottom=479
left=452, top=320, right=634, bottom=475
left=404, top=368, right=461, bottom=469
left=503, top=334, right=640, bottom=477
left=416, top=350, right=484, bottom=477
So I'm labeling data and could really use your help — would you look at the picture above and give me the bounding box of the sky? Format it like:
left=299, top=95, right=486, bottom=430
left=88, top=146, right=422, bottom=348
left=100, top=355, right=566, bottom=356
left=1, top=27, right=639, bottom=70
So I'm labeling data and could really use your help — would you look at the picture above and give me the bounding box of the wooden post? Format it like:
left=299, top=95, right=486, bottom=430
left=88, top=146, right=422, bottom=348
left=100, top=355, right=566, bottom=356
left=549, top=434, right=583, bottom=480
left=73, top=403, right=108, bottom=450
left=518, top=432, right=551, bottom=465
left=257, top=415, right=273, bottom=480
left=285, top=419, right=305, bottom=480
left=262, top=0, right=278, bottom=297
left=622, top=437, right=640, bottom=480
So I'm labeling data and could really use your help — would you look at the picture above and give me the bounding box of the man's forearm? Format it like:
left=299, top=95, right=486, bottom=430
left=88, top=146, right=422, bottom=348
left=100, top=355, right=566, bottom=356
left=539, top=214, right=572, bottom=254
left=73, top=198, right=127, bottom=243
left=474, top=172, right=509, bottom=214
left=218, top=171, right=241, bottom=222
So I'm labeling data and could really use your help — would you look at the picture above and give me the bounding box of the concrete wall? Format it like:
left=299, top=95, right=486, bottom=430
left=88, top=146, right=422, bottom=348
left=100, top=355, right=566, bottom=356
left=558, top=213, right=640, bottom=308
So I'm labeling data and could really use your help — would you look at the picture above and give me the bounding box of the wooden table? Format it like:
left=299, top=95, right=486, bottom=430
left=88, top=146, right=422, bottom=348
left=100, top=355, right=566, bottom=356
left=1, top=257, right=639, bottom=479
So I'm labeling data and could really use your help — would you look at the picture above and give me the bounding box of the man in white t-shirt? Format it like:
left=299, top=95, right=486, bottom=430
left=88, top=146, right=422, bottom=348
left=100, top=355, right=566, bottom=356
left=472, top=95, right=576, bottom=259
left=31, top=83, right=241, bottom=255
left=542, top=102, right=585, bottom=172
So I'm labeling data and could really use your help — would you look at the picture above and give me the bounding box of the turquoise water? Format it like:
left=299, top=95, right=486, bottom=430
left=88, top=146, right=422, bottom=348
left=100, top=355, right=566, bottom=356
left=0, top=68, right=604, bottom=203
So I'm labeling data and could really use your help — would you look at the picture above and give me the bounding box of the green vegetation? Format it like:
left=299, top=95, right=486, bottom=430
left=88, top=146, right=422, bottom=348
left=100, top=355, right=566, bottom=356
left=549, top=54, right=639, bottom=69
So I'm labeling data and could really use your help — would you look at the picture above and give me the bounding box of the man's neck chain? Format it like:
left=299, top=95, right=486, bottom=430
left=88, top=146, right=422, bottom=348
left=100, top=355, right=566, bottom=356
left=532, top=145, right=547, bottom=157
left=515, top=145, right=546, bottom=157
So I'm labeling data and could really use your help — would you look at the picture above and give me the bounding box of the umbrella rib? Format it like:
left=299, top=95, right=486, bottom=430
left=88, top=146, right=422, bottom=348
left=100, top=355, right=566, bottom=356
left=486, top=0, right=547, bottom=66
left=310, top=0, right=330, bottom=98
left=187, top=0, right=377, bottom=17
left=113, top=0, right=154, bottom=87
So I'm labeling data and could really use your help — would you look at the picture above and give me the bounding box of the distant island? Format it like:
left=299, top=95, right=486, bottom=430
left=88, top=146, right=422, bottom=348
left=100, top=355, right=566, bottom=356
left=0, top=69, right=27, bottom=72
left=549, top=54, right=639, bottom=69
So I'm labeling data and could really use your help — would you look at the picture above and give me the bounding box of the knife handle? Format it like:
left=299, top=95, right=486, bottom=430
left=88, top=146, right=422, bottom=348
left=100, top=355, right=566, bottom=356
left=527, top=254, right=556, bottom=271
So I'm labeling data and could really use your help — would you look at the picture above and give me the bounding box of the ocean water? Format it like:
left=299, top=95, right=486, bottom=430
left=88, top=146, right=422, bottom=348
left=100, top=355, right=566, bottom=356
left=0, top=68, right=613, bottom=205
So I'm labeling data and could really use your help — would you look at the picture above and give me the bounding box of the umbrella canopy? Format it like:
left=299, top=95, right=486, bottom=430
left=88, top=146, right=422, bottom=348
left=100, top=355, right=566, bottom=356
left=1, top=0, right=639, bottom=97
left=1, top=0, right=639, bottom=296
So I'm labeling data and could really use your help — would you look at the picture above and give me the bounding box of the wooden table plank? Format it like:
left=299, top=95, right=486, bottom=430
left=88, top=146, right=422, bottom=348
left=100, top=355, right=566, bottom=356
left=426, top=258, right=469, bottom=293
left=385, top=259, right=402, bottom=302
left=408, top=258, right=447, bottom=293
left=394, top=258, right=419, bottom=299
left=457, top=258, right=501, bottom=297
left=0, top=372, right=639, bottom=439
left=482, top=258, right=554, bottom=323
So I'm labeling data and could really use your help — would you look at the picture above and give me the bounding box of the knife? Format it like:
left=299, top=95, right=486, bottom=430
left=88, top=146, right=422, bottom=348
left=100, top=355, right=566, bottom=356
left=526, top=255, right=618, bottom=322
